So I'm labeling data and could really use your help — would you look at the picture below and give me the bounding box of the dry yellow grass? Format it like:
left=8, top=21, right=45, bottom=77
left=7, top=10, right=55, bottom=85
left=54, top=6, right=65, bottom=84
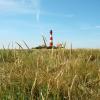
left=0, top=48, right=100, bottom=100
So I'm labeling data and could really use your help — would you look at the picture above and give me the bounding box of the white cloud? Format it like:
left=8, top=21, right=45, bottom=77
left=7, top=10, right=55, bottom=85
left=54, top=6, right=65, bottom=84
left=96, top=25, right=100, bottom=29
left=0, top=0, right=17, bottom=10
left=0, top=0, right=40, bottom=22
left=0, top=0, right=74, bottom=22
left=41, top=11, right=74, bottom=18
left=31, top=0, right=40, bottom=22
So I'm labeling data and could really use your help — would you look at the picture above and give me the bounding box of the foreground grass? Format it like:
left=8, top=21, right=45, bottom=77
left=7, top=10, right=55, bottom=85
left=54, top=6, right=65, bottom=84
left=0, top=48, right=100, bottom=100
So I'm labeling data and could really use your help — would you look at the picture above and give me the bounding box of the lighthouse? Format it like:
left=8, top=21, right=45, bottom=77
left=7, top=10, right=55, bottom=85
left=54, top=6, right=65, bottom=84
left=49, top=30, right=53, bottom=47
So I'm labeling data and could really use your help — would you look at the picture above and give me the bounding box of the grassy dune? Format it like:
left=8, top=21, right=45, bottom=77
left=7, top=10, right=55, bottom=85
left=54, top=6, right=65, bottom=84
left=0, top=48, right=100, bottom=100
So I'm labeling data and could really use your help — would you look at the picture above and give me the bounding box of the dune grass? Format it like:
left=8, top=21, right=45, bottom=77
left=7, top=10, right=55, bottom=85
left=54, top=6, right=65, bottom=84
left=0, top=48, right=100, bottom=100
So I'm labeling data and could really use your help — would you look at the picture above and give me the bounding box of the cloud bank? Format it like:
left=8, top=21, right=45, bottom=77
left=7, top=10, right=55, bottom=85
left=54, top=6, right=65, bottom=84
left=0, top=0, right=74, bottom=22
left=0, top=0, right=40, bottom=22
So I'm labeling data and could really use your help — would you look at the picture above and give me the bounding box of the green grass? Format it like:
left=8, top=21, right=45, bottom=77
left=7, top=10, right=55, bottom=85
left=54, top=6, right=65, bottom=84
left=0, top=48, right=100, bottom=100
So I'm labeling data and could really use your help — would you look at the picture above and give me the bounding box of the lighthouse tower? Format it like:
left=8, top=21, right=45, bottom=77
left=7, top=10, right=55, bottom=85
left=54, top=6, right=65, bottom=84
left=49, top=30, right=53, bottom=47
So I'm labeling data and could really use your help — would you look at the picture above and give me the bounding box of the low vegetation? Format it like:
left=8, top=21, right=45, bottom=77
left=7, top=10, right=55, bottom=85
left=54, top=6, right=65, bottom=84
left=0, top=48, right=100, bottom=100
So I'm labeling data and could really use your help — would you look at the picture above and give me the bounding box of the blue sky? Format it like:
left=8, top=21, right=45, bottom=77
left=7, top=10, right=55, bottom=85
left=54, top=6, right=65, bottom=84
left=0, top=0, right=100, bottom=48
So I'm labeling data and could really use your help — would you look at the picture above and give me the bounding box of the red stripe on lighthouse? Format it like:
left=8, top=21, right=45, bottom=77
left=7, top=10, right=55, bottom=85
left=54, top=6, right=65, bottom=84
left=50, top=36, right=53, bottom=40
left=50, top=30, right=53, bottom=47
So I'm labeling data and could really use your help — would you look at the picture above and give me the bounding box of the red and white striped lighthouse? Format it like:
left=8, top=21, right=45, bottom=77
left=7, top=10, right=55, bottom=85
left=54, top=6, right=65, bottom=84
left=49, top=30, right=53, bottom=47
